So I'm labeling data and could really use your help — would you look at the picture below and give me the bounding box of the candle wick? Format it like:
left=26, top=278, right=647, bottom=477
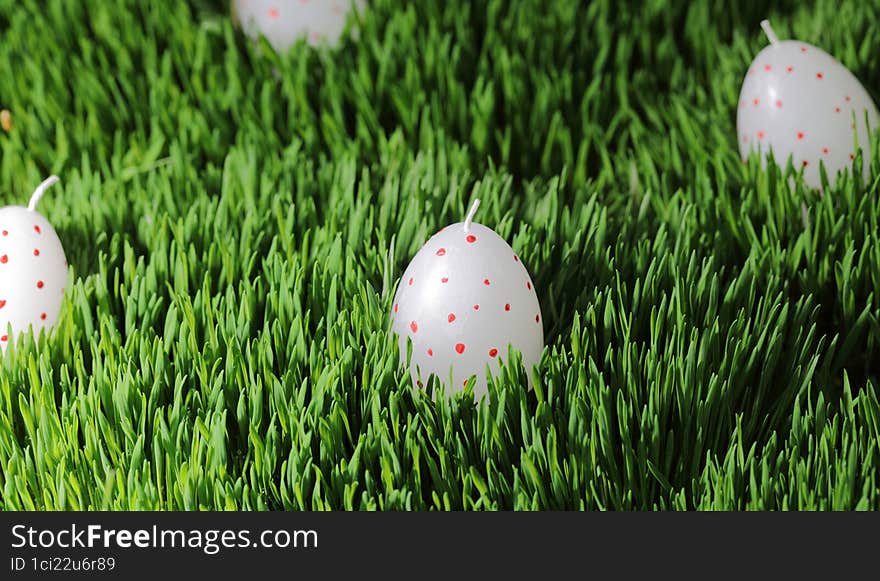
left=28, top=175, right=60, bottom=212
left=760, top=19, right=779, bottom=47
left=463, top=198, right=481, bottom=233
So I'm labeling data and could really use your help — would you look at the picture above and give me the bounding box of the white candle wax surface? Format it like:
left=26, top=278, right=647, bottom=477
left=391, top=201, right=544, bottom=397
left=737, top=21, right=880, bottom=189
left=232, top=0, right=367, bottom=51
left=0, top=177, right=68, bottom=352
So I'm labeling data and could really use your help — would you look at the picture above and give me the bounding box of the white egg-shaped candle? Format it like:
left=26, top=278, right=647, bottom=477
left=232, top=0, right=366, bottom=51
left=737, top=20, right=879, bottom=188
left=391, top=200, right=544, bottom=397
left=0, top=176, right=68, bottom=351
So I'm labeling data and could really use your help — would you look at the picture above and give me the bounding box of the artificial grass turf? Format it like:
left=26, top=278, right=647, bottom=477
left=0, top=0, right=879, bottom=511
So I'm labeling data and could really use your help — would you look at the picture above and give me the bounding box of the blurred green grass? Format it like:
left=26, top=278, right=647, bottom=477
left=0, top=0, right=878, bottom=510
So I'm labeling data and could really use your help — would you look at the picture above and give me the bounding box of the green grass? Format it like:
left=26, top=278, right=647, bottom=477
left=1, top=0, right=879, bottom=510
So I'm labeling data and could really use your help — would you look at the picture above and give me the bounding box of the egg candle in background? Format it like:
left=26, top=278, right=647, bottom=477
left=391, top=200, right=544, bottom=398
left=0, top=176, right=68, bottom=351
left=737, top=20, right=880, bottom=189
left=232, top=0, right=367, bottom=51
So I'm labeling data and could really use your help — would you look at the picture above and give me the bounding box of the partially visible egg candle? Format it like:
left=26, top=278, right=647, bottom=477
left=737, top=20, right=879, bottom=188
left=0, top=176, right=68, bottom=352
left=232, top=0, right=367, bottom=51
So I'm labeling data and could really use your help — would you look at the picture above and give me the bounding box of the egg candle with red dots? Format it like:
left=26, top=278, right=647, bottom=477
left=737, top=20, right=879, bottom=189
left=231, top=0, right=367, bottom=51
left=0, top=176, right=68, bottom=351
left=391, top=199, right=544, bottom=397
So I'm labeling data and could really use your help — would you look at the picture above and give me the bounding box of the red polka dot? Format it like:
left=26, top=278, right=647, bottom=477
left=797, top=132, right=804, bottom=140
left=764, top=64, right=772, bottom=71
left=786, top=66, right=794, bottom=73
left=436, top=248, right=446, bottom=256
left=410, top=321, right=418, bottom=333
left=753, top=98, right=759, bottom=106
left=408, top=277, right=413, bottom=286
left=447, top=313, right=456, bottom=323
left=775, top=100, right=783, bottom=108
left=757, top=131, right=765, bottom=140
left=0, top=255, right=6, bottom=264
left=473, top=304, right=479, bottom=311
left=816, top=72, right=823, bottom=79
left=427, top=349, right=433, bottom=357
left=455, top=343, right=465, bottom=354
left=802, top=160, right=809, bottom=167
left=394, top=303, right=399, bottom=313
left=0, top=300, right=6, bottom=309
left=535, top=314, right=540, bottom=323
left=504, top=303, right=511, bottom=312
left=466, top=235, right=476, bottom=243
left=441, top=277, right=448, bottom=283
left=822, top=148, right=829, bottom=155
left=513, top=255, right=519, bottom=262
left=40, top=313, right=46, bottom=321
left=36, top=281, right=44, bottom=289
left=1, top=336, right=6, bottom=342
left=34, top=225, right=41, bottom=234
left=1, top=230, right=6, bottom=236
left=845, top=96, right=852, bottom=102
left=489, top=349, right=498, bottom=358
left=835, top=107, right=841, bottom=113
left=483, top=279, right=490, bottom=286
left=268, top=7, right=279, bottom=18
left=800, top=47, right=808, bottom=53
left=33, top=249, right=40, bottom=256
left=849, top=154, right=855, bottom=160
left=527, top=281, right=532, bottom=290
